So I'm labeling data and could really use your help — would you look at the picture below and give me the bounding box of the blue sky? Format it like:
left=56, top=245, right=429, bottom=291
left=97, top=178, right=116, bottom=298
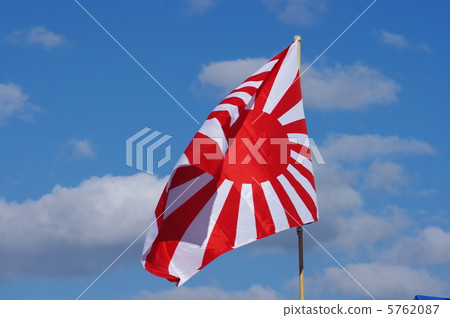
left=0, top=0, right=449, bottom=300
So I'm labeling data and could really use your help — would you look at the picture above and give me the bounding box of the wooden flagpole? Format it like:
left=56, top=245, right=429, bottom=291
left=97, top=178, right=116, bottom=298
left=297, top=226, right=304, bottom=300
left=294, top=35, right=305, bottom=301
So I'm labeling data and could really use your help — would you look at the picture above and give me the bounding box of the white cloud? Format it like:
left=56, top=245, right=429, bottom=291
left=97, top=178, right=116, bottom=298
left=254, top=212, right=397, bottom=257
left=7, top=27, right=66, bottom=50
left=249, top=134, right=435, bottom=257
left=67, top=138, right=96, bottom=159
left=0, top=173, right=167, bottom=278
left=135, top=284, right=279, bottom=300
left=321, top=134, right=434, bottom=163
left=262, top=0, right=327, bottom=26
left=26, top=27, right=66, bottom=49
left=183, top=0, right=215, bottom=14
left=381, top=227, right=450, bottom=266
left=378, top=30, right=409, bottom=49
left=302, top=62, right=401, bottom=110
left=301, top=202, right=412, bottom=261
left=307, top=263, right=447, bottom=299
left=417, top=188, right=437, bottom=197
left=325, top=213, right=407, bottom=253
left=196, top=58, right=268, bottom=97
left=364, top=161, right=407, bottom=193
left=0, top=83, right=41, bottom=125
left=195, top=58, right=401, bottom=111
left=250, top=164, right=408, bottom=257
left=418, top=43, right=432, bottom=53
left=377, top=30, right=431, bottom=53
left=314, top=164, right=363, bottom=212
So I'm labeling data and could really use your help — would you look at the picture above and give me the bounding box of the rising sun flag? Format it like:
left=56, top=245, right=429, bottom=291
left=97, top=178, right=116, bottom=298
left=142, top=38, right=318, bottom=287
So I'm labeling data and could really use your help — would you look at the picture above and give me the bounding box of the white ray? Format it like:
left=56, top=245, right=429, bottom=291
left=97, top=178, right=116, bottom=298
left=168, top=179, right=233, bottom=286
left=252, top=59, right=278, bottom=76
left=213, top=103, right=239, bottom=126
left=245, top=95, right=255, bottom=110
left=225, top=91, right=252, bottom=104
left=277, top=174, right=314, bottom=224
left=141, top=209, right=159, bottom=263
left=287, top=133, right=308, bottom=146
left=262, top=42, right=298, bottom=114
left=286, top=164, right=318, bottom=207
left=278, top=100, right=305, bottom=126
left=235, top=80, right=263, bottom=90
left=164, top=172, right=214, bottom=219
left=198, top=118, right=228, bottom=156
left=234, top=183, right=257, bottom=248
left=290, top=150, right=313, bottom=173
left=166, top=153, right=190, bottom=189
left=260, top=180, right=290, bottom=233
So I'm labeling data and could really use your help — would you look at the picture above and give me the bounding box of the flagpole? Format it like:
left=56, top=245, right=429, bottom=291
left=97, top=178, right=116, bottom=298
left=297, top=226, right=304, bottom=300
left=294, top=35, right=305, bottom=301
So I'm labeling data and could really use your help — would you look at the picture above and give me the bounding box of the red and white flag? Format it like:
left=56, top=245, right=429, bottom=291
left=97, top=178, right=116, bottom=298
left=142, top=40, right=318, bottom=286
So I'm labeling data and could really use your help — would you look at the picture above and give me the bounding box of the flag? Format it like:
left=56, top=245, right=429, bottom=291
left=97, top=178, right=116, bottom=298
left=142, top=40, right=318, bottom=286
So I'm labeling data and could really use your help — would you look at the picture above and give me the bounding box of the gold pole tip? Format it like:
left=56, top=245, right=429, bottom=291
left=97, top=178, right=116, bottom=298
left=294, top=35, right=301, bottom=41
